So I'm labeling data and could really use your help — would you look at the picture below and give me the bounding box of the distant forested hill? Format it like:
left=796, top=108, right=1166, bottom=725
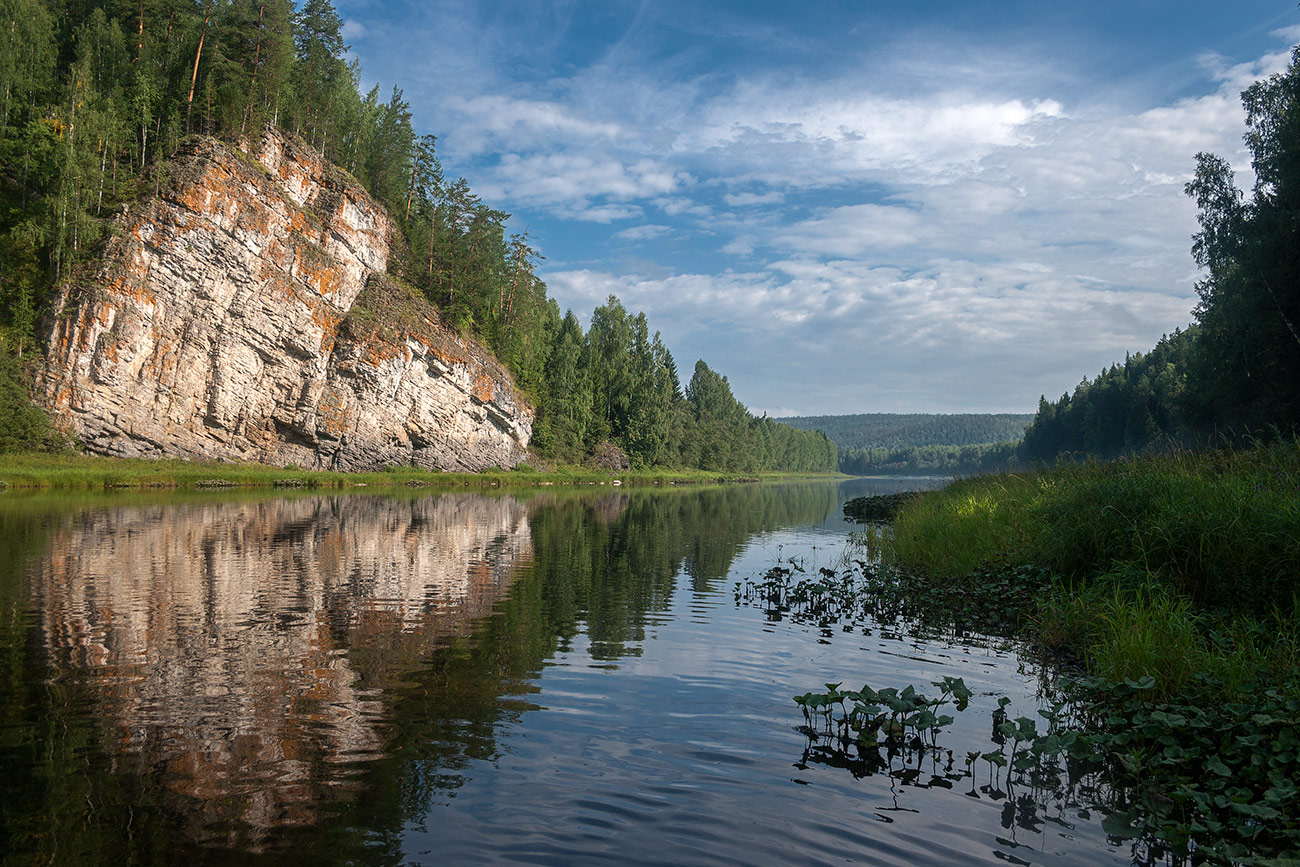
left=780, top=413, right=1031, bottom=476
left=782, top=414, right=1032, bottom=450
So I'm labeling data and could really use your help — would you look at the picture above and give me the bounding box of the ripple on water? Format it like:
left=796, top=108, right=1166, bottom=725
left=2, top=484, right=1133, bottom=865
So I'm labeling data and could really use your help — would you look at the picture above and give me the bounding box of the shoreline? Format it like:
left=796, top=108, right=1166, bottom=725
left=0, top=451, right=844, bottom=492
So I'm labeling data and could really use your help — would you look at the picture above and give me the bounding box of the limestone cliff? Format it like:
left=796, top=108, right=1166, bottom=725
left=41, top=130, right=532, bottom=472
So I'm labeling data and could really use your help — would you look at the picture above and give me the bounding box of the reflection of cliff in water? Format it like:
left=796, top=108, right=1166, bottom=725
left=30, top=493, right=532, bottom=848
left=4, top=481, right=842, bottom=861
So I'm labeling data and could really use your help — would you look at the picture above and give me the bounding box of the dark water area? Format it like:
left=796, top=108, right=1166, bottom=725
left=1, top=479, right=1132, bottom=865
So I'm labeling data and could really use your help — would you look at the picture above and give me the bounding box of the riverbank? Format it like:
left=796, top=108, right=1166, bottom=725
left=0, top=451, right=842, bottom=491
left=847, top=442, right=1300, bottom=862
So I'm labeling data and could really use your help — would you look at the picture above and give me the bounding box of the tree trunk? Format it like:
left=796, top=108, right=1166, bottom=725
left=185, top=0, right=213, bottom=131
left=243, top=3, right=265, bottom=136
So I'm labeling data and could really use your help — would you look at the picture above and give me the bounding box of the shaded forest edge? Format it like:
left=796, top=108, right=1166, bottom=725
left=837, top=442, right=1300, bottom=861
left=0, top=0, right=835, bottom=475
left=1017, top=46, right=1299, bottom=463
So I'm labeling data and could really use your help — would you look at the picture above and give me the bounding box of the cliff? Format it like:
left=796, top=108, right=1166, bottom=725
left=40, top=130, right=532, bottom=472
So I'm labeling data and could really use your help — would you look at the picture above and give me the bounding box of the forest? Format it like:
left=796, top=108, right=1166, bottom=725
left=0, top=0, right=836, bottom=473
left=1021, top=47, right=1300, bottom=462
left=781, top=413, right=1029, bottom=475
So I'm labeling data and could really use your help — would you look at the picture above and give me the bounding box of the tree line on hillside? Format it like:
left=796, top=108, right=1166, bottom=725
left=838, top=442, right=1019, bottom=476
left=779, top=413, right=1027, bottom=475
left=1022, top=46, right=1300, bottom=463
left=0, top=0, right=835, bottom=472
left=782, top=413, right=1032, bottom=451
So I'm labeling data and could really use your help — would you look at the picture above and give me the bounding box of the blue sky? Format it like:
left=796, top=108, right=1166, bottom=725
left=335, top=0, right=1300, bottom=416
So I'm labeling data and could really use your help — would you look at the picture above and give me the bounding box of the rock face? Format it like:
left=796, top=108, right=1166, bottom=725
left=41, top=130, right=532, bottom=472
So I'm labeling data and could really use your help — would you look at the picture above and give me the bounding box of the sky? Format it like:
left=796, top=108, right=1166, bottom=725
left=333, top=0, right=1300, bottom=417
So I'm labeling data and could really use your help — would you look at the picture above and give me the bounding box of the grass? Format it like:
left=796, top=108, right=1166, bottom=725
left=0, top=450, right=840, bottom=491
left=889, top=442, right=1300, bottom=614
left=878, top=443, right=1300, bottom=699
left=819, top=442, right=1300, bottom=861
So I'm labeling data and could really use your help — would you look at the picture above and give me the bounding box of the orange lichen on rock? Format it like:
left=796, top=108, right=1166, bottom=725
left=361, top=337, right=406, bottom=367
left=39, top=129, right=531, bottom=472
left=471, top=373, right=494, bottom=404
left=315, top=387, right=352, bottom=438
left=297, top=257, right=342, bottom=298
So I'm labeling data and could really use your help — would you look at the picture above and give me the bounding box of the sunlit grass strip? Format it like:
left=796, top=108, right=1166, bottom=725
left=0, top=451, right=841, bottom=490
left=880, top=442, right=1300, bottom=699
left=890, top=442, right=1300, bottom=611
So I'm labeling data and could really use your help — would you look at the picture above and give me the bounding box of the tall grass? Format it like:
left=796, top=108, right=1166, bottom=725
left=884, top=442, right=1300, bottom=699
left=891, top=442, right=1300, bottom=615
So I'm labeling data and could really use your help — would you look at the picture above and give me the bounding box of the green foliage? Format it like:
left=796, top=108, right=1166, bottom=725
left=774, top=492, right=1300, bottom=862
left=1183, top=49, right=1300, bottom=434
left=0, top=343, right=60, bottom=453
left=1022, top=48, right=1300, bottom=463
left=0, top=2, right=831, bottom=476
left=784, top=412, right=1030, bottom=474
left=888, top=444, right=1300, bottom=617
left=792, top=666, right=1300, bottom=863
left=1020, top=329, right=1198, bottom=462
left=784, top=412, right=1033, bottom=451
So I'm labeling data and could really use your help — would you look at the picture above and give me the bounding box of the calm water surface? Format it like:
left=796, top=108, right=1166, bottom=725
left=0, top=480, right=1132, bottom=865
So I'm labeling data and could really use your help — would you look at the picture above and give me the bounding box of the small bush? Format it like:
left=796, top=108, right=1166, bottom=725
left=0, top=347, right=62, bottom=454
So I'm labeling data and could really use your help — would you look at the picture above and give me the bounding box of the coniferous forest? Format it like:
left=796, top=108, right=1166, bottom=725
left=0, top=0, right=836, bottom=472
left=1020, top=48, right=1300, bottom=462
left=782, top=413, right=1029, bottom=475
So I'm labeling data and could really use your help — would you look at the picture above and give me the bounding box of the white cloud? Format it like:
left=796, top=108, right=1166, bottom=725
left=613, top=224, right=673, bottom=241
left=774, top=204, right=931, bottom=257
left=341, top=4, right=1300, bottom=412
left=723, top=191, right=785, bottom=207
left=444, top=94, right=624, bottom=155
left=471, top=153, right=686, bottom=219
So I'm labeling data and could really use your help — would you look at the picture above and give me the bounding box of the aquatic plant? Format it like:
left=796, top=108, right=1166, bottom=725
left=793, top=675, right=1300, bottom=864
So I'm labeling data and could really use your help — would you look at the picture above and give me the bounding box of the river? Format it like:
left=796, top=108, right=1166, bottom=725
left=0, top=479, right=1137, bottom=865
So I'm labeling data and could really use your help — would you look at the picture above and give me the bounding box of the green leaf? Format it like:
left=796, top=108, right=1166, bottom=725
left=1101, top=811, right=1139, bottom=840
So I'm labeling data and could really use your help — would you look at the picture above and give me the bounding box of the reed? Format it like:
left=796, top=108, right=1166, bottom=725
left=890, top=442, right=1300, bottom=617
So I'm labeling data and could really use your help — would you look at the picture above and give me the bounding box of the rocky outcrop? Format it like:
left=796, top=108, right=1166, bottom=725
left=41, top=129, right=532, bottom=472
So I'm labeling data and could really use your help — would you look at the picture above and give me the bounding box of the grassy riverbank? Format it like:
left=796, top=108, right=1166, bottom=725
left=844, top=442, right=1300, bottom=861
left=0, top=451, right=840, bottom=491
left=873, top=441, right=1300, bottom=698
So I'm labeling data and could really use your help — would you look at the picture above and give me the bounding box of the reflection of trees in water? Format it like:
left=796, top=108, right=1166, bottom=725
left=344, top=483, right=844, bottom=834
left=522, top=483, right=838, bottom=659
left=3, top=481, right=840, bottom=861
left=22, top=493, right=532, bottom=851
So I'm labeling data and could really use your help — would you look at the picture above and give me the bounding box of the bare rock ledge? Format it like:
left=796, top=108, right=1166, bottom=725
left=41, top=130, right=532, bottom=472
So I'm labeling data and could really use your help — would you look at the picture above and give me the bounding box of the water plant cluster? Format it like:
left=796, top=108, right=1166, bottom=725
left=735, top=557, right=1051, bottom=639
left=794, top=674, right=1300, bottom=864
left=786, top=443, right=1300, bottom=863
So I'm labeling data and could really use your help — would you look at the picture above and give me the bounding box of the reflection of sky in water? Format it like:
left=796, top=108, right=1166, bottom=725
left=4, top=481, right=1133, bottom=865
left=399, top=480, right=1130, bottom=866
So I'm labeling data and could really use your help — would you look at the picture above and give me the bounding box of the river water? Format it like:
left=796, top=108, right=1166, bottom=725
left=0, top=480, right=1136, bottom=865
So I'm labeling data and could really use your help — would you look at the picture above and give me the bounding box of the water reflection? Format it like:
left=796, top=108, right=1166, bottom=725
left=1, top=481, right=1126, bottom=866
left=24, top=493, right=532, bottom=849
left=2, top=483, right=841, bottom=861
